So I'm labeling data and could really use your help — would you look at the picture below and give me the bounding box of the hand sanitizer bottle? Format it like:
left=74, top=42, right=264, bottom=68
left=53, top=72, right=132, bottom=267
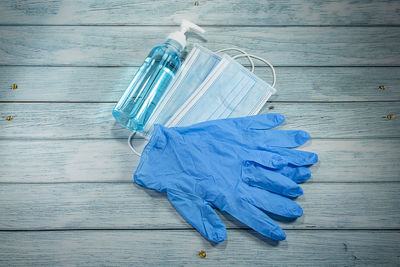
left=113, top=20, right=205, bottom=131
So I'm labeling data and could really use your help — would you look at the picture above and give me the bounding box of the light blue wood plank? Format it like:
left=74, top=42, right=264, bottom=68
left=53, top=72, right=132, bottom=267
left=0, top=139, right=399, bottom=183
left=0, top=103, right=398, bottom=139
left=0, top=0, right=399, bottom=25
left=0, top=230, right=399, bottom=266
left=0, top=1, right=397, bottom=265
left=0, top=27, right=399, bottom=66
left=0, top=183, right=399, bottom=230
left=1, top=67, right=399, bottom=102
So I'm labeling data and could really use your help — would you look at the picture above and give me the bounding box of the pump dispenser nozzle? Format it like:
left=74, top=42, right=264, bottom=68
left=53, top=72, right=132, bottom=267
left=167, top=19, right=205, bottom=49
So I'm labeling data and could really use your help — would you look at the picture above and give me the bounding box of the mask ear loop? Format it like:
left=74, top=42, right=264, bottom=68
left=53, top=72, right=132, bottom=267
left=232, top=54, right=276, bottom=88
left=128, top=131, right=149, bottom=157
left=215, top=48, right=255, bottom=73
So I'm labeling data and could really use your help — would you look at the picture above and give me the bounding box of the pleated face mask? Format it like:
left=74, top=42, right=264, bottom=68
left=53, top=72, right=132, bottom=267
left=134, top=44, right=276, bottom=148
left=140, top=44, right=222, bottom=137
left=166, top=54, right=276, bottom=127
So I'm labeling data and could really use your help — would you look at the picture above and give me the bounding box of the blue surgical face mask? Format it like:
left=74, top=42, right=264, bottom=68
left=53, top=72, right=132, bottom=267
left=166, top=54, right=276, bottom=127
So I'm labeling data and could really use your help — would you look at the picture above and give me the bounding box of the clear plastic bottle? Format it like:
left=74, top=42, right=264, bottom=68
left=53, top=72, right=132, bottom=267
left=113, top=20, right=205, bottom=131
left=112, top=39, right=181, bottom=131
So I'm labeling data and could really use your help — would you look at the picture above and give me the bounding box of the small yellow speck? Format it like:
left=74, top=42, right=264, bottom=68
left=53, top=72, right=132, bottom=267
left=6, top=116, right=14, bottom=121
left=194, top=1, right=199, bottom=6
left=378, top=85, right=386, bottom=90
left=11, top=84, right=18, bottom=90
left=387, top=114, right=394, bottom=120
left=198, top=250, right=206, bottom=258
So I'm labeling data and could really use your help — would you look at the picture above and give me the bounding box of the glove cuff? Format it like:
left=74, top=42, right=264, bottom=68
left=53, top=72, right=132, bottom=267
left=134, top=124, right=168, bottom=190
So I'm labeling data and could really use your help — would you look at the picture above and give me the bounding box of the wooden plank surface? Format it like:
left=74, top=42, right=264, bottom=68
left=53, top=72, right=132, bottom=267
left=1, top=102, right=399, bottom=139
left=0, top=182, right=399, bottom=230
left=1, top=66, right=399, bottom=102
left=1, top=0, right=399, bottom=265
left=0, top=230, right=399, bottom=266
left=1, top=139, right=399, bottom=183
left=1, top=27, right=399, bottom=66
left=0, top=0, right=399, bottom=26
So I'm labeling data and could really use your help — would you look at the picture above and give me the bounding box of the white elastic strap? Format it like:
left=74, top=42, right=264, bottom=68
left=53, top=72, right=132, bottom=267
left=128, top=131, right=142, bottom=157
left=232, top=53, right=276, bottom=88
left=215, top=48, right=255, bottom=73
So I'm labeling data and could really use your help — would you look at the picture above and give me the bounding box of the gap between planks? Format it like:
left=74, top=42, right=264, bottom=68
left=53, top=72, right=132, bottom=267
left=1, top=228, right=400, bottom=232
left=1, top=100, right=400, bottom=103
left=2, top=24, right=400, bottom=27
left=0, top=137, right=399, bottom=140
left=0, top=181, right=399, bottom=185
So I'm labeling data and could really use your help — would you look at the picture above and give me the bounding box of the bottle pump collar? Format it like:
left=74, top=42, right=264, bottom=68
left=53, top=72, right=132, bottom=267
left=167, top=19, right=205, bottom=49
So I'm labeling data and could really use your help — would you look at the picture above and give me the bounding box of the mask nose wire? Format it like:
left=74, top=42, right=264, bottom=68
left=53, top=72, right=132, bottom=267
left=232, top=53, right=276, bottom=88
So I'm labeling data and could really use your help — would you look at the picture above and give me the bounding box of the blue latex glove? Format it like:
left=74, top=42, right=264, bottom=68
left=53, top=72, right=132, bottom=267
left=134, top=114, right=318, bottom=242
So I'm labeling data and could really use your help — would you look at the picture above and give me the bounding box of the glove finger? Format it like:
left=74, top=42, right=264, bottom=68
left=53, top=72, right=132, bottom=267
left=266, top=147, right=318, bottom=167
left=240, top=183, right=303, bottom=219
left=249, top=130, right=310, bottom=148
left=167, top=189, right=226, bottom=243
left=241, top=113, right=285, bottom=129
left=245, top=150, right=288, bottom=169
left=242, top=161, right=303, bottom=197
left=210, top=113, right=285, bottom=129
left=224, top=198, right=287, bottom=241
left=179, top=113, right=285, bottom=133
left=276, top=166, right=311, bottom=184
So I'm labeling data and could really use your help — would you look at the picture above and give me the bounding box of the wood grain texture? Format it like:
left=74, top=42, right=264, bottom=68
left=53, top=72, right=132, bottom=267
left=0, top=1, right=399, bottom=265
left=1, top=230, right=399, bottom=266
left=1, top=66, right=399, bottom=102
left=1, top=102, right=399, bottom=139
left=0, top=0, right=399, bottom=26
left=0, top=183, right=399, bottom=230
left=1, top=27, right=399, bottom=66
left=1, top=139, right=399, bottom=183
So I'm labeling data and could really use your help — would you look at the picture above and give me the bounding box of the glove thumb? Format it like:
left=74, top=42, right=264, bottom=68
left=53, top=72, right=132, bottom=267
left=167, top=189, right=226, bottom=243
